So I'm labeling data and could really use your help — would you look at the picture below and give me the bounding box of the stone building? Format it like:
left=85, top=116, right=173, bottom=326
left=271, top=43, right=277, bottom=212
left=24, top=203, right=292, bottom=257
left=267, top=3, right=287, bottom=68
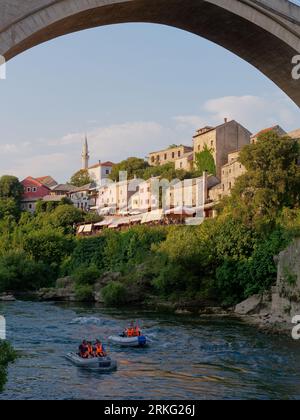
left=193, top=119, right=251, bottom=178
left=174, top=152, right=194, bottom=172
left=250, top=125, right=287, bottom=144
left=148, top=145, right=193, bottom=167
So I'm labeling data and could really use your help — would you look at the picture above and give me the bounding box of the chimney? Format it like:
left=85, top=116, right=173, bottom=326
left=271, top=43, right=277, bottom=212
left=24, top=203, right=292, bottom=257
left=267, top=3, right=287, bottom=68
left=224, top=118, right=228, bottom=124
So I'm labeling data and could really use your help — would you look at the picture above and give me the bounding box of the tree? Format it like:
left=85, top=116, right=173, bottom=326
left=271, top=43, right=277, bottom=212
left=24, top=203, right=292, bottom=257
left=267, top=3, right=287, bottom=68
left=0, top=198, right=21, bottom=220
left=50, top=204, right=84, bottom=233
left=223, top=132, right=300, bottom=227
left=195, top=145, right=216, bottom=176
left=109, top=157, right=149, bottom=181
left=70, top=169, right=92, bottom=187
left=0, top=176, right=23, bottom=203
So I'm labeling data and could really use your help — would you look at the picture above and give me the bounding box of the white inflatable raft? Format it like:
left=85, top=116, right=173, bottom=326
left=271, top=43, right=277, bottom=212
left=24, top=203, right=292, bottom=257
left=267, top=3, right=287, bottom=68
left=65, top=353, right=117, bottom=372
left=108, top=334, right=150, bottom=347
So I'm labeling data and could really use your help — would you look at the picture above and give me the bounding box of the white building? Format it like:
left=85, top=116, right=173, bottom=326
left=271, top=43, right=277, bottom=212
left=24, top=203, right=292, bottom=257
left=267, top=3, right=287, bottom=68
left=96, top=177, right=141, bottom=214
left=129, top=178, right=160, bottom=213
left=88, top=161, right=114, bottom=188
left=68, top=183, right=94, bottom=211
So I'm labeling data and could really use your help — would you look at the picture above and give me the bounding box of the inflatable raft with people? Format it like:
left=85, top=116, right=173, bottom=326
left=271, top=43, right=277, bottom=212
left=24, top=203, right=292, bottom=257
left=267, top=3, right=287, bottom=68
left=109, top=322, right=151, bottom=348
left=65, top=339, right=117, bottom=372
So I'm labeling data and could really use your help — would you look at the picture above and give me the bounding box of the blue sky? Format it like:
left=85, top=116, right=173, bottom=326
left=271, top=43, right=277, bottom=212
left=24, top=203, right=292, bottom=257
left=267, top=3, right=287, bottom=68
left=0, top=23, right=299, bottom=182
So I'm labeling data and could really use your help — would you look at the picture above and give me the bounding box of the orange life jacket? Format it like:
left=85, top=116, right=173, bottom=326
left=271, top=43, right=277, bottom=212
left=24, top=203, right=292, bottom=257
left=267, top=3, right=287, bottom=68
left=135, top=327, right=141, bottom=337
left=127, top=328, right=134, bottom=337
left=95, top=343, right=105, bottom=357
left=87, top=344, right=94, bottom=356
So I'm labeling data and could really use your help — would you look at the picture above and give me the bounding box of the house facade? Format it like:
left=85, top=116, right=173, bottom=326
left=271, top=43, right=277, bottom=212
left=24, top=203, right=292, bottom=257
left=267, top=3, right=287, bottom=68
left=193, top=119, right=251, bottom=178
left=88, top=161, right=114, bottom=188
left=148, top=145, right=193, bottom=167
left=21, top=177, right=52, bottom=213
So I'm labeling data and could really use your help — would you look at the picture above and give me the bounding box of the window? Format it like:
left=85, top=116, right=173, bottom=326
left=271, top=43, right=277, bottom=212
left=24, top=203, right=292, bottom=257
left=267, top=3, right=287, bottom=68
left=229, top=182, right=232, bottom=190
left=198, top=145, right=200, bottom=151
left=172, top=152, right=175, bottom=159
left=164, top=154, right=167, bottom=160
left=27, top=187, right=31, bottom=192
left=151, top=156, right=155, bottom=163
left=29, top=204, right=32, bottom=209
left=180, top=163, right=183, bottom=169
left=106, top=170, right=110, bottom=175
left=32, top=187, right=37, bottom=192
left=178, top=151, right=181, bottom=157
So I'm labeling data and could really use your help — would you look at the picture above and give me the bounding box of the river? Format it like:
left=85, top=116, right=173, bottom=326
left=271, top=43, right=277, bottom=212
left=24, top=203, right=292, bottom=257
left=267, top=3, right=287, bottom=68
left=0, top=300, right=300, bottom=400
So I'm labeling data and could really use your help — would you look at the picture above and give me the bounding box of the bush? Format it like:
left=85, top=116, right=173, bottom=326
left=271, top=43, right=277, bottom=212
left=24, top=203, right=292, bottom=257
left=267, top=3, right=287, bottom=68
left=73, top=264, right=101, bottom=286
left=101, top=281, right=128, bottom=306
left=75, top=284, right=94, bottom=302
left=0, top=251, right=55, bottom=292
left=0, top=341, right=17, bottom=392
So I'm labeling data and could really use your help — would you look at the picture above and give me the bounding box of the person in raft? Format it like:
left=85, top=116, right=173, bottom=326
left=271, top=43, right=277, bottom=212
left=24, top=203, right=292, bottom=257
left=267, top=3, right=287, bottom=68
left=123, top=321, right=142, bottom=338
left=78, top=339, right=107, bottom=358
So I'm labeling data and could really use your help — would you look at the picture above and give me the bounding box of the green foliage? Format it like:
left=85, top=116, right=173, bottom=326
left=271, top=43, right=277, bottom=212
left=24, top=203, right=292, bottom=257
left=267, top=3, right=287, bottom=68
left=70, top=169, right=92, bottom=187
left=0, top=198, right=21, bottom=220
left=101, top=281, right=128, bottom=306
left=23, top=228, right=75, bottom=266
left=74, top=284, right=94, bottom=302
left=221, top=132, right=300, bottom=229
left=50, top=205, right=84, bottom=233
left=110, top=157, right=149, bottom=181
left=0, top=176, right=23, bottom=203
left=0, top=251, right=54, bottom=292
left=73, top=264, right=101, bottom=286
left=195, top=145, right=216, bottom=176
left=0, top=341, right=17, bottom=392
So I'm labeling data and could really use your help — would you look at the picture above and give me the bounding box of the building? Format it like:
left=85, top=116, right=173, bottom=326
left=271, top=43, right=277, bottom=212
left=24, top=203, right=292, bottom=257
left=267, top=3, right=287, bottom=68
left=96, top=178, right=141, bottom=214
left=129, top=178, right=160, bottom=213
left=21, top=176, right=52, bottom=213
left=250, top=125, right=286, bottom=144
left=288, top=129, right=300, bottom=140
left=175, top=152, right=194, bottom=172
left=88, top=161, right=114, bottom=188
left=148, top=145, right=193, bottom=167
left=35, top=176, right=58, bottom=189
left=166, top=174, right=219, bottom=209
left=209, top=151, right=246, bottom=202
left=50, top=184, right=76, bottom=196
left=68, top=183, right=94, bottom=211
left=193, top=119, right=251, bottom=178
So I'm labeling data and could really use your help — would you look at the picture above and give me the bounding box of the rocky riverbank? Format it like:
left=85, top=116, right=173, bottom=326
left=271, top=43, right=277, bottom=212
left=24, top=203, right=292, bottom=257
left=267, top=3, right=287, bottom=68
left=234, top=238, right=300, bottom=335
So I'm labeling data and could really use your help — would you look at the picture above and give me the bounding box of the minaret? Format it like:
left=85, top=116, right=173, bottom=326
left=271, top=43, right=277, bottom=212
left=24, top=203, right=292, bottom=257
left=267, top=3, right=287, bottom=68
left=81, top=135, right=90, bottom=170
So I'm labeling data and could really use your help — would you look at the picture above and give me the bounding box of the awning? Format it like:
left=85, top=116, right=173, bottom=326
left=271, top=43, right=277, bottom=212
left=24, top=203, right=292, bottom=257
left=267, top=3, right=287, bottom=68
left=185, top=217, right=204, bottom=226
left=77, top=225, right=85, bottom=233
left=141, top=210, right=164, bottom=224
left=83, top=224, right=92, bottom=233
left=165, top=206, right=196, bottom=216
left=94, top=218, right=113, bottom=227
left=129, top=215, right=143, bottom=223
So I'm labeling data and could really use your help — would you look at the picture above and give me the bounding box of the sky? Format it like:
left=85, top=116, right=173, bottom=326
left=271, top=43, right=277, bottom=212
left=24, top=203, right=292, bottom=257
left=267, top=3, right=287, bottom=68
left=0, top=22, right=299, bottom=182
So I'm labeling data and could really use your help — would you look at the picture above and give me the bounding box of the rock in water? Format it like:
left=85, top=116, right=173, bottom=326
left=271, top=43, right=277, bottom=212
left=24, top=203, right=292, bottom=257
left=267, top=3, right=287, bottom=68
left=235, top=295, right=262, bottom=315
